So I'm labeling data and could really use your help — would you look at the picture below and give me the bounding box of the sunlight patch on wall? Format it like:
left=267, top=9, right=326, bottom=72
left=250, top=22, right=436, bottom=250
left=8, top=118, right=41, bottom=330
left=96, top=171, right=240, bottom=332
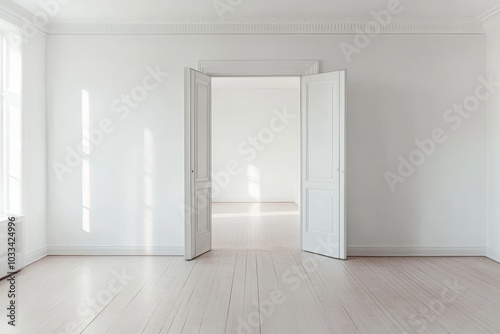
left=247, top=164, right=261, bottom=200
left=144, top=128, right=155, bottom=248
left=82, top=90, right=91, bottom=233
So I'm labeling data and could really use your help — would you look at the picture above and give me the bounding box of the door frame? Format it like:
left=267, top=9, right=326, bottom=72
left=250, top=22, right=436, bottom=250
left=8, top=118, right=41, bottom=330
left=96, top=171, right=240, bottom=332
left=185, top=60, right=346, bottom=259
left=197, top=60, right=320, bottom=76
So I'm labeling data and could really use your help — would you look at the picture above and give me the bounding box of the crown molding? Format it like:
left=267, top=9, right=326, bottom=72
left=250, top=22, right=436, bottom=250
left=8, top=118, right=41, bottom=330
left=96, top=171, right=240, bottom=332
left=0, top=2, right=47, bottom=33
left=9, top=0, right=43, bottom=15
left=0, top=9, right=22, bottom=30
left=478, top=4, right=500, bottom=34
left=45, top=17, right=485, bottom=35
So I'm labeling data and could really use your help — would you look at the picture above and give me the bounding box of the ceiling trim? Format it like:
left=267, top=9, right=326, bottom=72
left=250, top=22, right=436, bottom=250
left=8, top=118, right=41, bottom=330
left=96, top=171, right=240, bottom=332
left=0, top=7, right=23, bottom=29
left=10, top=0, right=43, bottom=15
left=0, top=2, right=48, bottom=33
left=478, top=4, right=500, bottom=34
left=45, top=17, right=485, bottom=35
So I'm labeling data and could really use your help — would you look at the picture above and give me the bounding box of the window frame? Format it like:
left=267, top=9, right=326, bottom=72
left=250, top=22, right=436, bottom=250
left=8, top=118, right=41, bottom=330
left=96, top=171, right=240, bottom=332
left=0, top=28, right=25, bottom=218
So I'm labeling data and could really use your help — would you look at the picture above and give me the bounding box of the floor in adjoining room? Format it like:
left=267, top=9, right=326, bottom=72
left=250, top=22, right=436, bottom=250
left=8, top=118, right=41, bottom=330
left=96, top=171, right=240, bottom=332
left=1, top=203, right=499, bottom=334
left=212, top=202, right=300, bottom=250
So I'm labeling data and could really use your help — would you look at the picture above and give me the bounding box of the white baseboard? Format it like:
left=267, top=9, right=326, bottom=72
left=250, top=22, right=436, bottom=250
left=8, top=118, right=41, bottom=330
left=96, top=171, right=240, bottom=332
left=47, top=246, right=184, bottom=256
left=213, top=211, right=299, bottom=218
left=347, top=246, right=486, bottom=257
left=212, top=198, right=295, bottom=203
left=25, top=248, right=48, bottom=266
left=487, top=247, right=500, bottom=263
left=43, top=246, right=492, bottom=258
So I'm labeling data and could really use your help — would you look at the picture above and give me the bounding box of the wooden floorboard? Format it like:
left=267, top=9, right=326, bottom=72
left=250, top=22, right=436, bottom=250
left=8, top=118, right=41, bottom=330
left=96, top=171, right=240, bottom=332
left=0, top=203, right=499, bottom=333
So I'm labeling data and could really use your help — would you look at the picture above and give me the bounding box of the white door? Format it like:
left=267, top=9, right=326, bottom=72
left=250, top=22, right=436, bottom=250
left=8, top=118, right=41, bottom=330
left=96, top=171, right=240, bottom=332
left=185, top=68, right=212, bottom=260
left=301, top=70, right=346, bottom=260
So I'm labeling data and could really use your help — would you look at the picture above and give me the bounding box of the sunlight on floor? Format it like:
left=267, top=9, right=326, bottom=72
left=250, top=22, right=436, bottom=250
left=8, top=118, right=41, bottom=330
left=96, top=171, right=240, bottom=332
left=212, top=202, right=300, bottom=250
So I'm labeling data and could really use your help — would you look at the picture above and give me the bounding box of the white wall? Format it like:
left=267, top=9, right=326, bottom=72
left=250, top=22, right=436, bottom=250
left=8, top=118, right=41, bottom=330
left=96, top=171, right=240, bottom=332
left=46, top=34, right=487, bottom=255
left=486, top=27, right=500, bottom=262
left=212, top=78, right=300, bottom=203
left=24, top=32, right=48, bottom=264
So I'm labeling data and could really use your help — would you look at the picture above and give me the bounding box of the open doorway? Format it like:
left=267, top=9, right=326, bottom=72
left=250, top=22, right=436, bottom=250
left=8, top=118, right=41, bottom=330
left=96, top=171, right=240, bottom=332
left=184, top=61, right=346, bottom=261
left=210, top=77, right=301, bottom=250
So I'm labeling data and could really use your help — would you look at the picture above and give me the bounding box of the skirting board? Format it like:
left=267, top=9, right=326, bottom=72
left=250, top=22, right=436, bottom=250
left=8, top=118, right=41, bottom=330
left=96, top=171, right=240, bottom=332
left=213, top=199, right=296, bottom=203
left=25, top=248, right=48, bottom=266
left=347, top=247, right=486, bottom=257
left=47, top=246, right=184, bottom=256
left=42, top=246, right=493, bottom=258
left=487, top=247, right=500, bottom=263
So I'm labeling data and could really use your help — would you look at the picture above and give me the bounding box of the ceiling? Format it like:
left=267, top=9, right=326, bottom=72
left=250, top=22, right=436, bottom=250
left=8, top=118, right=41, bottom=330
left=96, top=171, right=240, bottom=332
left=11, top=0, right=500, bottom=21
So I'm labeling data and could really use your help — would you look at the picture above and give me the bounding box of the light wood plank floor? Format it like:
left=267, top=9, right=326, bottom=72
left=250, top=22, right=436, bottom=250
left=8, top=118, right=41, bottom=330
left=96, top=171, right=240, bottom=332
left=212, top=202, right=300, bottom=250
left=1, top=203, right=499, bottom=334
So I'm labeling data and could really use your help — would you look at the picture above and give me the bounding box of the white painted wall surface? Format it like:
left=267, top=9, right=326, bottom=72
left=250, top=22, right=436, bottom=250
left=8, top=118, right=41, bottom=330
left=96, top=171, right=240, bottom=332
left=24, top=33, right=48, bottom=264
left=46, top=34, right=487, bottom=254
left=212, top=78, right=300, bottom=203
left=486, top=28, right=500, bottom=263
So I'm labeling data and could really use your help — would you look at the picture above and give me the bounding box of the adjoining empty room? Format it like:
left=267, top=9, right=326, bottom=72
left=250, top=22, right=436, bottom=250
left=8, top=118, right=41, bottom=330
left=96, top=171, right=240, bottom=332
left=211, top=77, right=301, bottom=251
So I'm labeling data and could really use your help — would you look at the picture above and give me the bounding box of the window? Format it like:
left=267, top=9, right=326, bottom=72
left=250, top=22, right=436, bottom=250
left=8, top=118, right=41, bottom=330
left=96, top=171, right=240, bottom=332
left=0, top=26, right=23, bottom=217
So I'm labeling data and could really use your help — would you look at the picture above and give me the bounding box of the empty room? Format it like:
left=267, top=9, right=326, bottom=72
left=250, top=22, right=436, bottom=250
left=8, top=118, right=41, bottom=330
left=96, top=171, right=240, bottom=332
left=211, top=76, right=301, bottom=251
left=1, top=0, right=500, bottom=333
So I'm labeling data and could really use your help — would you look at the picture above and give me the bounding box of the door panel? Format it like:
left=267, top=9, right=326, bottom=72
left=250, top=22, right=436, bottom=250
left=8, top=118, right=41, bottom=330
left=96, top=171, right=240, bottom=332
left=301, top=71, right=346, bottom=260
left=195, top=81, right=210, bottom=181
left=185, top=68, right=212, bottom=260
left=307, top=189, right=336, bottom=234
